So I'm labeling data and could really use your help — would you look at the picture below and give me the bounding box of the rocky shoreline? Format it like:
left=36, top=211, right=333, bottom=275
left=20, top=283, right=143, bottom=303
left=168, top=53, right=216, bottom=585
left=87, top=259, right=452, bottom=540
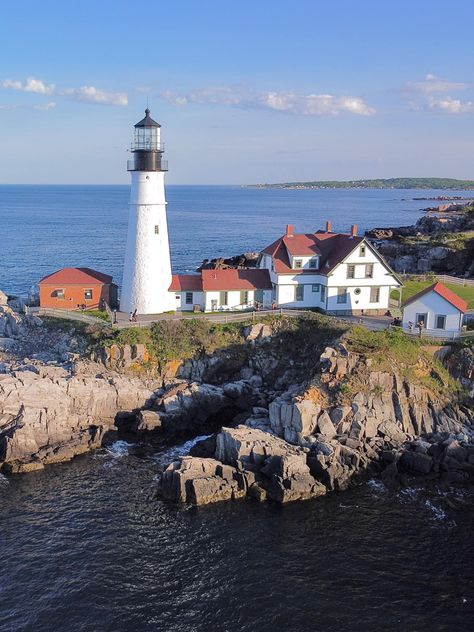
left=1, top=298, right=473, bottom=506
left=366, top=201, right=474, bottom=276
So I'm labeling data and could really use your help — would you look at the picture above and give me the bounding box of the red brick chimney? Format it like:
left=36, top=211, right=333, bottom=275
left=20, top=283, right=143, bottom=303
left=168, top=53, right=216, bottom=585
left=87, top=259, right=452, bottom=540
left=350, top=224, right=358, bottom=238
left=286, top=224, right=295, bottom=237
left=326, top=220, right=332, bottom=233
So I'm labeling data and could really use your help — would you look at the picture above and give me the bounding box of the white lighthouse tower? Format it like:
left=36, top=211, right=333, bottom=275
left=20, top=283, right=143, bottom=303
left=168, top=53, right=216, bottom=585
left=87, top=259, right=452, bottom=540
left=121, top=109, right=173, bottom=314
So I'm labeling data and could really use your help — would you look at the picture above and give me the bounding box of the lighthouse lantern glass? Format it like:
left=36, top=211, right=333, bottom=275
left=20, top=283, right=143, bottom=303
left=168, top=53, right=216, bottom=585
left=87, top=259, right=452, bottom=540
left=134, top=126, right=159, bottom=151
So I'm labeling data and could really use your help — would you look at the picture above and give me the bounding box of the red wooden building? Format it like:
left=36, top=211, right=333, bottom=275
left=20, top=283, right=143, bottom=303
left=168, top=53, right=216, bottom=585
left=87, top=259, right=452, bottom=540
left=39, top=268, right=118, bottom=310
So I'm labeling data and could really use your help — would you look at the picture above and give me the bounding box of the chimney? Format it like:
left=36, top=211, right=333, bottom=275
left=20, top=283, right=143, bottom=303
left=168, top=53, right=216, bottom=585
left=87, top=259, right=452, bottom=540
left=286, top=224, right=295, bottom=237
left=326, top=220, right=332, bottom=233
left=350, top=224, right=358, bottom=238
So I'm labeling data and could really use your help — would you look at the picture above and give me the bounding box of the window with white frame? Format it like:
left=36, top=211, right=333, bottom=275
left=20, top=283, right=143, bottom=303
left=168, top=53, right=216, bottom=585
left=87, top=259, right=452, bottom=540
left=320, top=285, right=326, bottom=302
left=370, top=287, right=380, bottom=303
left=84, top=289, right=93, bottom=300
left=365, top=263, right=374, bottom=278
left=435, top=314, right=446, bottom=329
left=309, top=258, right=318, bottom=269
left=360, top=245, right=366, bottom=257
left=240, top=290, right=249, bottom=304
left=154, top=225, right=159, bottom=234
left=294, top=259, right=303, bottom=269
left=337, top=288, right=348, bottom=304
left=347, top=264, right=355, bottom=279
left=53, top=289, right=65, bottom=299
left=185, top=292, right=193, bottom=305
left=220, top=291, right=228, bottom=306
left=295, top=285, right=304, bottom=301
left=311, top=284, right=320, bottom=292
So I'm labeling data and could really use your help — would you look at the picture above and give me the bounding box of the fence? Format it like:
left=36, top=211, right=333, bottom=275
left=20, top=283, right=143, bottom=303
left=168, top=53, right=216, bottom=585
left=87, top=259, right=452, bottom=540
left=401, top=273, right=474, bottom=287
left=29, top=307, right=111, bottom=327
left=114, top=308, right=310, bottom=329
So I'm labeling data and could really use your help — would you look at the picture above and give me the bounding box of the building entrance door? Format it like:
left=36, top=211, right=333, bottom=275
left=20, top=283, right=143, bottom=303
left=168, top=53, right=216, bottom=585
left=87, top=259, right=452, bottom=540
left=416, top=313, right=427, bottom=327
left=211, top=299, right=217, bottom=311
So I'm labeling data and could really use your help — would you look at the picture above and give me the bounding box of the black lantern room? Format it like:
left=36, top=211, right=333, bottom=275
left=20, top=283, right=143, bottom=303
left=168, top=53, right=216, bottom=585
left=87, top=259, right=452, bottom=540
left=128, top=109, right=168, bottom=172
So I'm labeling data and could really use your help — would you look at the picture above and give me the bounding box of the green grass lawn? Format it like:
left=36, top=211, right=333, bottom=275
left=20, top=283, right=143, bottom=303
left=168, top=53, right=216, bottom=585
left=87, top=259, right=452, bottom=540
left=391, top=280, right=474, bottom=308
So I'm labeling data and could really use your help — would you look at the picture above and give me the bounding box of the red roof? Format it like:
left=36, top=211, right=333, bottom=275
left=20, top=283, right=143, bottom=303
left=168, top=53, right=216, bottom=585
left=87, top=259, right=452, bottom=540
left=262, top=230, right=364, bottom=275
left=169, top=274, right=203, bottom=291
left=404, top=282, right=468, bottom=313
left=39, top=267, right=113, bottom=285
left=202, top=269, right=272, bottom=291
left=282, top=234, right=322, bottom=256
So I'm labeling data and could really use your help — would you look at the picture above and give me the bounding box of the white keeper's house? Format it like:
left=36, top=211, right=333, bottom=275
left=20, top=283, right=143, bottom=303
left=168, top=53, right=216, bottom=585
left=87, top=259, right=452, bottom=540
left=402, top=282, right=467, bottom=336
left=170, top=222, right=402, bottom=315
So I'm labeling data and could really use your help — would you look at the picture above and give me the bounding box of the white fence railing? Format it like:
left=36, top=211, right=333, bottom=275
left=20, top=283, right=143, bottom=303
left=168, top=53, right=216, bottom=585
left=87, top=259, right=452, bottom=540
left=401, top=273, right=474, bottom=287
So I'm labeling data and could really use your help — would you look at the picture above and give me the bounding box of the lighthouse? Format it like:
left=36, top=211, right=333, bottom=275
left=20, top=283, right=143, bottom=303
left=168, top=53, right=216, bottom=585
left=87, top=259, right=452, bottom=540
left=121, top=109, right=173, bottom=314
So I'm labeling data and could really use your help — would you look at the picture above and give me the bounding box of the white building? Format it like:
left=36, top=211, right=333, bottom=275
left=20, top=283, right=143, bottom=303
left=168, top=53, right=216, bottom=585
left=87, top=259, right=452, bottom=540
left=121, top=109, right=174, bottom=314
left=402, top=282, right=467, bottom=336
left=169, top=222, right=401, bottom=314
left=170, top=269, right=272, bottom=312
left=258, top=222, right=401, bottom=315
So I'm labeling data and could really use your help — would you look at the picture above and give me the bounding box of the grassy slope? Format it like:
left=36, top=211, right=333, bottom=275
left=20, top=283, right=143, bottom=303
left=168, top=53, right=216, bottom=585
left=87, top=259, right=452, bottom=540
left=391, top=280, right=474, bottom=309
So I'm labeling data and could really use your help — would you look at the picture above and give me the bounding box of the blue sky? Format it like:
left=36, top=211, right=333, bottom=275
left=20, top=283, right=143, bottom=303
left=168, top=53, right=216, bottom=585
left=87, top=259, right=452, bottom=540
left=1, top=0, right=473, bottom=184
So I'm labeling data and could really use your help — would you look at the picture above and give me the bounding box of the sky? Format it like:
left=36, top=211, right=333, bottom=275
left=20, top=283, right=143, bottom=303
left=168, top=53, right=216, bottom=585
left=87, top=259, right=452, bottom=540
left=0, top=0, right=473, bottom=184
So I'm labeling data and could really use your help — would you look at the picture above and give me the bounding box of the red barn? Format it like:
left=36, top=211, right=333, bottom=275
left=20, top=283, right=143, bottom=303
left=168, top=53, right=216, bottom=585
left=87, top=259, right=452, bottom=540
left=39, top=268, right=118, bottom=310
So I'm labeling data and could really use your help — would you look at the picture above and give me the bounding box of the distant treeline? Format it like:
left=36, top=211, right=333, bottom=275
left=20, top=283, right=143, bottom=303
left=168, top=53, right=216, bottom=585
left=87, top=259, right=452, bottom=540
left=248, top=177, right=474, bottom=190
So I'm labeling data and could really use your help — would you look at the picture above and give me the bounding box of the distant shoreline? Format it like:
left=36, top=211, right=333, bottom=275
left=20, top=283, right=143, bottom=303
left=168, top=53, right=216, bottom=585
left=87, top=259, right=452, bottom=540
left=246, top=178, right=474, bottom=191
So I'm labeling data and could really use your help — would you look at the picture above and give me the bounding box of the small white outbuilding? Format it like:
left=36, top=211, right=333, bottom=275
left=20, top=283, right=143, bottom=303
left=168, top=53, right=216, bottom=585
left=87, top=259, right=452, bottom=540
left=402, top=282, right=467, bottom=337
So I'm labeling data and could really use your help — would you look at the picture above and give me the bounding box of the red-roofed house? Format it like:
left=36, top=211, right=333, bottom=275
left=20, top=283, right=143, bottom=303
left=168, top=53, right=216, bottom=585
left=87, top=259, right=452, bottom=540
left=258, top=222, right=401, bottom=314
left=402, top=282, right=467, bottom=336
left=169, top=269, right=272, bottom=311
left=39, top=268, right=118, bottom=310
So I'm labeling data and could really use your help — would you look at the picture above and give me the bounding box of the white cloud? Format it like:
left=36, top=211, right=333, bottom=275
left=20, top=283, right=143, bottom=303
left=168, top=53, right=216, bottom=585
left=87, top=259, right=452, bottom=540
left=33, top=101, right=56, bottom=111
left=3, top=77, right=55, bottom=94
left=426, top=95, right=474, bottom=114
left=404, top=74, right=474, bottom=114
left=61, top=86, right=128, bottom=106
left=161, top=87, right=375, bottom=116
left=2, top=76, right=128, bottom=107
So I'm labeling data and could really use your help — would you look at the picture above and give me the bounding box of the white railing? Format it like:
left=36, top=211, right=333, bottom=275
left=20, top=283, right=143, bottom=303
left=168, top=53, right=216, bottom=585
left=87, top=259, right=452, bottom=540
left=401, top=273, right=474, bottom=287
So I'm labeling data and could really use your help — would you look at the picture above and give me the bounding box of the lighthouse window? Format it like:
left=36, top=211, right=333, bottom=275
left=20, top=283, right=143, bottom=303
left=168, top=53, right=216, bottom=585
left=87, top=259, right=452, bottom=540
left=84, top=289, right=93, bottom=300
left=154, top=225, right=160, bottom=234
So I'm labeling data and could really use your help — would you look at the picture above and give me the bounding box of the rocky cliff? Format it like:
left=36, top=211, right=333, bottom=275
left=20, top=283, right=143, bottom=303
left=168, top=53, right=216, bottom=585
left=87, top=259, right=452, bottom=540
left=155, top=329, right=474, bottom=505
left=365, top=204, right=474, bottom=276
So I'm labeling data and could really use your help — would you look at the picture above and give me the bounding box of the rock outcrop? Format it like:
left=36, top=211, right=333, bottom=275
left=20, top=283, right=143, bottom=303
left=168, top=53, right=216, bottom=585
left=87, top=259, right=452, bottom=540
left=158, top=426, right=326, bottom=504
left=156, top=341, right=474, bottom=505
left=0, top=362, right=158, bottom=472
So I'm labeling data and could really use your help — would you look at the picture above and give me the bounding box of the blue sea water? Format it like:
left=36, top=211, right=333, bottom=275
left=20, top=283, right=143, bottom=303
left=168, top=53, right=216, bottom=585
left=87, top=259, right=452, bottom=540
left=1, top=185, right=474, bottom=631
left=1, top=184, right=471, bottom=295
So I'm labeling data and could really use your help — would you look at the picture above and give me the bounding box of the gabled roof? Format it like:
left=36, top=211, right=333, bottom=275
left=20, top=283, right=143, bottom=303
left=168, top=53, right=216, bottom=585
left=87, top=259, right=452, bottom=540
left=202, top=269, right=272, bottom=291
left=282, top=234, right=322, bottom=257
left=169, top=274, right=203, bottom=292
left=39, top=268, right=113, bottom=285
left=403, top=282, right=468, bottom=313
left=262, top=230, right=364, bottom=275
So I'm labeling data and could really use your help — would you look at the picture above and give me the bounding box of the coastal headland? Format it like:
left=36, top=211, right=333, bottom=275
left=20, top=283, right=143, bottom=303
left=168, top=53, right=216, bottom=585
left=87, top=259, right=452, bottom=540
left=1, top=298, right=473, bottom=505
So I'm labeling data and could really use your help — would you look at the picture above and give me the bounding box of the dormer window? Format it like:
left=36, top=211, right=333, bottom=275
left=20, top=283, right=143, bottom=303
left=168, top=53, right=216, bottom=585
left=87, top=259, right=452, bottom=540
left=294, top=259, right=303, bottom=269
left=360, top=245, right=366, bottom=257
left=309, top=258, right=318, bottom=269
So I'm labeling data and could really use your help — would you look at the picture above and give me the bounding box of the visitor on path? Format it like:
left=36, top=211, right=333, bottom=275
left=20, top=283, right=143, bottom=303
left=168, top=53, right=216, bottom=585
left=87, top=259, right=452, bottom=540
left=417, top=320, right=424, bottom=337
left=129, top=312, right=133, bottom=322
left=408, top=321, right=414, bottom=333
left=132, top=309, right=138, bottom=322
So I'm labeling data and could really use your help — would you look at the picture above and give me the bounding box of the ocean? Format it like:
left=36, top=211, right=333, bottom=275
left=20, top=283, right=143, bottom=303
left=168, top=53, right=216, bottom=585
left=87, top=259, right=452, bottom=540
left=1, top=185, right=474, bottom=631
left=1, top=184, right=471, bottom=296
